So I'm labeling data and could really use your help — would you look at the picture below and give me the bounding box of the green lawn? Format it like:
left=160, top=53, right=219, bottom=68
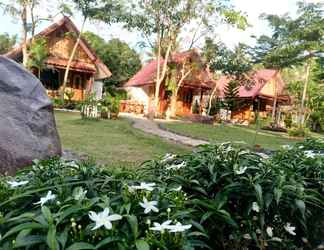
left=55, top=111, right=189, bottom=168
left=159, top=122, right=302, bottom=150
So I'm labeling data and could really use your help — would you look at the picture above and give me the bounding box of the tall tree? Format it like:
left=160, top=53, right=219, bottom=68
left=95, top=0, right=247, bottom=117
left=0, top=0, right=44, bottom=66
left=252, top=1, right=324, bottom=127
left=203, top=40, right=254, bottom=115
left=83, top=32, right=142, bottom=91
left=27, top=37, right=48, bottom=78
left=60, top=0, right=97, bottom=101
left=223, top=80, right=240, bottom=112
left=165, top=53, right=199, bottom=116
left=0, top=33, right=17, bottom=54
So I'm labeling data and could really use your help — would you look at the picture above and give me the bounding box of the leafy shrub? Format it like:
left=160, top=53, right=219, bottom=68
left=100, top=93, right=121, bottom=119
left=288, top=127, right=308, bottom=137
left=140, top=140, right=324, bottom=249
left=52, top=98, right=82, bottom=111
left=284, top=113, right=293, bottom=128
left=0, top=159, right=204, bottom=249
left=0, top=140, right=323, bottom=249
left=192, top=100, right=200, bottom=114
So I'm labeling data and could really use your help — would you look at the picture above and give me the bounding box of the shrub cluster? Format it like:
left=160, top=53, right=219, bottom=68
left=0, top=139, right=323, bottom=249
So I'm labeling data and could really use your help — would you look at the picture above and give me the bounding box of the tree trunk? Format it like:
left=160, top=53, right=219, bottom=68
left=152, top=30, right=161, bottom=119
left=61, top=17, right=87, bottom=102
left=30, top=0, right=36, bottom=44
left=153, top=41, right=172, bottom=117
left=208, top=85, right=218, bottom=115
left=170, top=89, right=178, bottom=117
left=271, top=76, right=278, bottom=125
left=38, top=68, right=41, bottom=79
left=170, top=68, right=191, bottom=117
left=299, top=61, right=311, bottom=127
left=21, top=3, right=28, bottom=67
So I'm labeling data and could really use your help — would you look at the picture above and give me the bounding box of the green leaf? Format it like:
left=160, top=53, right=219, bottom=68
left=14, top=235, right=45, bottom=248
left=7, top=212, right=35, bottom=222
left=135, top=239, right=150, bottom=250
left=295, top=199, right=306, bottom=218
left=66, top=242, right=96, bottom=250
left=2, top=222, right=46, bottom=240
left=57, top=205, right=84, bottom=224
left=125, top=215, right=138, bottom=239
left=274, top=188, right=282, bottom=205
left=57, top=228, right=68, bottom=249
left=47, top=224, right=59, bottom=250
left=42, top=206, right=53, bottom=224
left=95, top=237, right=122, bottom=249
left=254, top=184, right=263, bottom=207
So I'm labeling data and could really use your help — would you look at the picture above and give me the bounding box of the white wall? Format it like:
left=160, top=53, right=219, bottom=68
left=125, top=86, right=150, bottom=113
left=92, top=81, right=103, bottom=100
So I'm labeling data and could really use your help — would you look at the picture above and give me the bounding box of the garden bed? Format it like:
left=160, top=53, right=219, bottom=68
left=0, top=138, right=323, bottom=249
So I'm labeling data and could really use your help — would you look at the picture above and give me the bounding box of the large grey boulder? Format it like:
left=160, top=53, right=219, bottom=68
left=0, top=56, right=62, bottom=175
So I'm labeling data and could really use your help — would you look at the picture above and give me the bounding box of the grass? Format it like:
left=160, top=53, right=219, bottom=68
left=159, top=121, right=303, bottom=150
left=55, top=111, right=189, bottom=168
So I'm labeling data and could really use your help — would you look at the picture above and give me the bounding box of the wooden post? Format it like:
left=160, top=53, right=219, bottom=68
left=200, top=89, right=203, bottom=114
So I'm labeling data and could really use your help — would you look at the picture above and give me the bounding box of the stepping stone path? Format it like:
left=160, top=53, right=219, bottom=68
left=120, top=113, right=208, bottom=147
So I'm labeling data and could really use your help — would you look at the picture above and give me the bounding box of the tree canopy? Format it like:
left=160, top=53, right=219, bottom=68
left=0, top=33, right=17, bottom=54
left=83, top=32, right=142, bottom=88
left=252, top=1, right=324, bottom=69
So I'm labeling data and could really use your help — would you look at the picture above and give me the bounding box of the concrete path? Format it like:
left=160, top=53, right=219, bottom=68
left=120, top=113, right=208, bottom=147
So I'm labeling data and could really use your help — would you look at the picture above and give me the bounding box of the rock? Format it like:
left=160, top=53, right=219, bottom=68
left=0, top=56, right=62, bottom=175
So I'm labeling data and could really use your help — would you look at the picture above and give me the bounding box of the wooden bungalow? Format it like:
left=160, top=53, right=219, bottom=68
left=122, top=50, right=214, bottom=116
left=215, top=69, right=290, bottom=122
left=4, top=16, right=111, bottom=101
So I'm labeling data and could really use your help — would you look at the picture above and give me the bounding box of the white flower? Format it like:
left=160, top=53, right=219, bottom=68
left=256, top=228, right=262, bottom=234
left=161, top=153, right=176, bottom=162
left=7, top=180, right=29, bottom=188
left=128, top=182, right=156, bottom=192
left=171, top=186, right=182, bottom=192
left=235, top=166, right=247, bottom=175
left=166, top=161, right=186, bottom=170
left=34, top=191, right=56, bottom=206
left=252, top=202, right=260, bottom=213
left=168, top=222, right=192, bottom=233
left=149, top=220, right=172, bottom=232
left=243, top=234, right=252, bottom=240
left=73, top=187, right=87, bottom=201
left=266, top=226, right=273, bottom=238
left=67, top=161, right=79, bottom=168
left=139, top=197, right=159, bottom=214
left=298, top=145, right=304, bottom=149
left=304, top=150, right=316, bottom=158
left=256, top=152, right=270, bottom=159
left=284, top=223, right=296, bottom=236
left=282, top=145, right=292, bottom=150
left=271, top=237, right=282, bottom=242
left=88, top=208, right=122, bottom=230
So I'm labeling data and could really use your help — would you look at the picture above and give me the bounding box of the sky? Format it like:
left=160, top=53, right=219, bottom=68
left=0, top=0, right=322, bottom=59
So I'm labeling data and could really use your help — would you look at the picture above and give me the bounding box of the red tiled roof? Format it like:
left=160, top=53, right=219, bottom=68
left=215, top=69, right=285, bottom=98
left=125, top=50, right=213, bottom=89
left=4, top=16, right=111, bottom=80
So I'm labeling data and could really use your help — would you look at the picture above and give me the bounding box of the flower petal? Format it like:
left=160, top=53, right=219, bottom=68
left=107, top=214, right=122, bottom=221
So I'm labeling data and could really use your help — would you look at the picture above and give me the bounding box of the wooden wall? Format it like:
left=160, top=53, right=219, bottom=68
left=47, top=31, right=93, bottom=64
